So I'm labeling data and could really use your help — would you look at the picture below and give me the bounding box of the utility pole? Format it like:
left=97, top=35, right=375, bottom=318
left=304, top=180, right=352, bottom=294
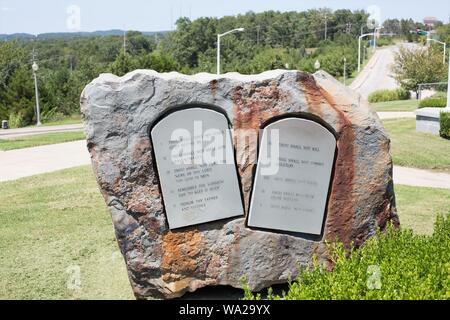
left=324, top=14, right=328, bottom=41
left=31, top=48, right=42, bottom=126
left=123, top=31, right=127, bottom=55
left=343, top=57, right=347, bottom=85
left=257, top=25, right=261, bottom=45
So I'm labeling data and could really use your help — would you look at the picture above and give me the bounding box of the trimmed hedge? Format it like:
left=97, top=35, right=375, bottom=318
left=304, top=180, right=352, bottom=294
left=244, top=215, right=450, bottom=300
left=419, top=96, right=447, bottom=109
left=368, top=89, right=410, bottom=103
left=440, top=112, right=450, bottom=139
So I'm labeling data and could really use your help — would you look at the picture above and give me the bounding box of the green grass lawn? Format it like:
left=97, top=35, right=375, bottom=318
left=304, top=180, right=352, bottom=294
left=25, top=115, right=82, bottom=128
left=0, top=131, right=86, bottom=151
left=383, top=118, right=450, bottom=172
left=0, top=165, right=448, bottom=299
left=0, top=166, right=134, bottom=300
left=395, top=185, right=450, bottom=235
left=371, top=99, right=419, bottom=112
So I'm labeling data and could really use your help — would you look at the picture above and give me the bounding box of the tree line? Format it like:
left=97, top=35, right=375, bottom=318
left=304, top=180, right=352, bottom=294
left=0, top=9, right=442, bottom=127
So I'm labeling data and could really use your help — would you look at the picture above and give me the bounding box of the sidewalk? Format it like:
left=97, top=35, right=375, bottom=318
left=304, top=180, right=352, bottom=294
left=0, top=140, right=90, bottom=182
left=1, top=139, right=449, bottom=190
left=393, top=166, right=450, bottom=189
left=377, top=112, right=415, bottom=120
left=0, top=124, right=84, bottom=139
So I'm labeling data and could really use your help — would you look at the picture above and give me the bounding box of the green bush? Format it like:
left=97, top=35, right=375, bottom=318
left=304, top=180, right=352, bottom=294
left=368, top=89, right=410, bottom=103
left=440, top=112, right=450, bottom=139
left=244, top=215, right=450, bottom=300
left=376, top=37, right=394, bottom=47
left=8, top=111, right=26, bottom=129
left=419, top=96, right=448, bottom=108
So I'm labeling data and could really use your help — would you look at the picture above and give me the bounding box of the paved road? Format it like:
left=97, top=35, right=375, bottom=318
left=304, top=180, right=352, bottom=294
left=0, top=124, right=84, bottom=139
left=350, top=43, right=420, bottom=99
left=1, top=139, right=449, bottom=190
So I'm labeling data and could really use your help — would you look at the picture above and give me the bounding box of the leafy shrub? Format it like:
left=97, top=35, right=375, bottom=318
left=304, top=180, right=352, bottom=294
left=368, top=89, right=410, bottom=103
left=244, top=215, right=450, bottom=300
left=419, top=96, right=447, bottom=108
left=440, top=112, right=450, bottom=139
left=8, top=111, right=26, bottom=129
left=376, top=37, right=394, bottom=47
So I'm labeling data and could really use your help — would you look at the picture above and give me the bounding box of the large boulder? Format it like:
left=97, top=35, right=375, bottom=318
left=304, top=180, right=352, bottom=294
left=81, top=70, right=398, bottom=299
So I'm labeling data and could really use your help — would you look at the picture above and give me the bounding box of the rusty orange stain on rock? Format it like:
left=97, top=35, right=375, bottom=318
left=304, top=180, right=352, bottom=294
left=297, top=73, right=325, bottom=118
left=297, top=72, right=356, bottom=249
left=231, top=82, right=285, bottom=209
left=161, top=229, right=204, bottom=282
left=210, top=80, right=218, bottom=99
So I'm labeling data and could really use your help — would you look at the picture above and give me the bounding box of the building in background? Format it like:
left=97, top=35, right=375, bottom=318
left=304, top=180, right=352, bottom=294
left=423, top=16, right=438, bottom=29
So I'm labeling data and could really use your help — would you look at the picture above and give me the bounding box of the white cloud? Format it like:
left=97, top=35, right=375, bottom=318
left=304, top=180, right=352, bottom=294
left=1, top=7, right=15, bottom=12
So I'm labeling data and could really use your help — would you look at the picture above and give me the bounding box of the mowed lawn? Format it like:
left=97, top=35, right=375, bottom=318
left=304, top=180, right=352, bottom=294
left=371, top=99, right=419, bottom=112
left=0, top=166, right=134, bottom=300
left=396, top=185, right=450, bottom=235
left=0, top=165, right=449, bottom=299
left=0, top=131, right=85, bottom=151
left=383, top=118, right=450, bottom=172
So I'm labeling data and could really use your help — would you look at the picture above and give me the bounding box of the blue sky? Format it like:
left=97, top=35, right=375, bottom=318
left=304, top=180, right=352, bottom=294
left=0, top=0, right=449, bottom=34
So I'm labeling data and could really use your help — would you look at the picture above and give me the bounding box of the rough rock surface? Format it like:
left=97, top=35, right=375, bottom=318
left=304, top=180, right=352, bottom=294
left=80, top=70, right=399, bottom=299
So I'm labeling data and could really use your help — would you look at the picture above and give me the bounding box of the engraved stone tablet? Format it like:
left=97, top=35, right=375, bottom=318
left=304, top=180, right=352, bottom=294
left=151, top=107, right=244, bottom=229
left=248, top=117, right=336, bottom=235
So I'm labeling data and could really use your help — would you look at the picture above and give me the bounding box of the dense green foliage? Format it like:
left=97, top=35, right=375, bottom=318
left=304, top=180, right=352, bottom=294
left=392, top=46, right=448, bottom=98
left=0, top=9, right=448, bottom=127
left=419, top=96, right=448, bottom=108
left=440, top=112, right=450, bottom=139
left=368, top=88, right=410, bottom=103
left=382, top=18, right=424, bottom=42
left=0, top=9, right=372, bottom=126
left=244, top=215, right=450, bottom=300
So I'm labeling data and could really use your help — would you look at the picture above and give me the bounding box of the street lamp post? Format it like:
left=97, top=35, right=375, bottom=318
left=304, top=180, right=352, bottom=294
left=427, top=38, right=447, bottom=65
left=373, top=27, right=383, bottom=50
left=217, top=28, right=245, bottom=75
left=32, top=61, right=42, bottom=126
left=358, top=33, right=375, bottom=72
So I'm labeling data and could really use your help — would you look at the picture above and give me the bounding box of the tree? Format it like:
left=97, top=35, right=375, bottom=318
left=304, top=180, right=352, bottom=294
left=0, top=41, right=28, bottom=121
left=392, top=46, right=448, bottom=98
left=110, top=52, right=136, bottom=76
left=2, top=66, right=35, bottom=126
left=137, top=51, right=178, bottom=72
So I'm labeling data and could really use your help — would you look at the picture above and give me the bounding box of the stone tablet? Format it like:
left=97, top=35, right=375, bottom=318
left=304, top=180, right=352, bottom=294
left=151, top=107, right=244, bottom=229
left=248, top=117, right=336, bottom=235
